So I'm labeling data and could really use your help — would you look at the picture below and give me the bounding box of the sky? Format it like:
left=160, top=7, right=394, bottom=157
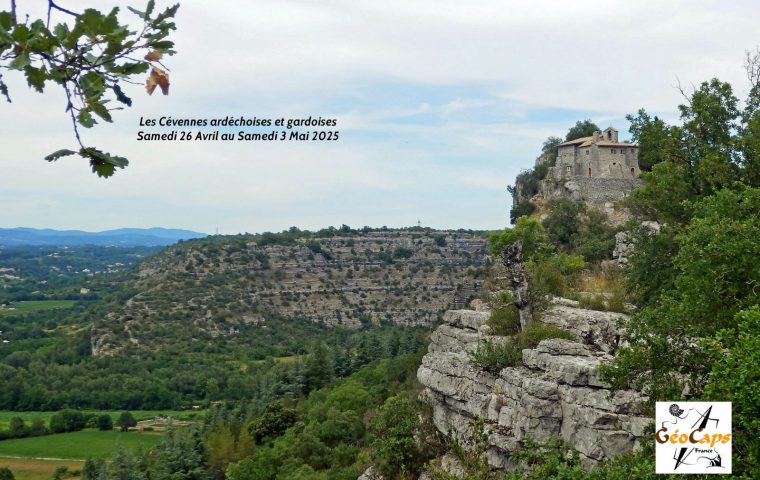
left=2, top=0, right=759, bottom=234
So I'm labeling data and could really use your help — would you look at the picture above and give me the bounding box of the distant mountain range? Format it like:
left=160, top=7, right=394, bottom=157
left=0, top=227, right=207, bottom=247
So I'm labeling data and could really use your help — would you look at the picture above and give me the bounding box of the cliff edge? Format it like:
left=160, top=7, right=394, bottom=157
left=417, top=299, right=650, bottom=469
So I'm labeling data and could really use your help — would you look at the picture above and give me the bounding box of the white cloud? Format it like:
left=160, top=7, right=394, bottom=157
left=2, top=0, right=759, bottom=232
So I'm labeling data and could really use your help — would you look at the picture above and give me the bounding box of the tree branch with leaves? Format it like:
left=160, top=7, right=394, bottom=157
left=0, top=0, right=178, bottom=177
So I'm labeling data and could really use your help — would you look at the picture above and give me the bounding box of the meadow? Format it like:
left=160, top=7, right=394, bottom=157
left=0, top=457, right=84, bottom=480
left=0, top=300, right=76, bottom=316
left=0, top=429, right=162, bottom=460
left=0, top=410, right=202, bottom=430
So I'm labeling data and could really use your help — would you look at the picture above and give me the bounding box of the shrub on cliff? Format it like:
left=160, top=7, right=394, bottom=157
left=488, top=303, right=521, bottom=336
left=488, top=217, right=552, bottom=260
left=510, top=200, right=537, bottom=224
left=515, top=322, right=575, bottom=349
left=470, top=340, right=521, bottom=373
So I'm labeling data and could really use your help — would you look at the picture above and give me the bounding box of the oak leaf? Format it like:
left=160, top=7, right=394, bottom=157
left=144, top=50, right=163, bottom=62
left=146, top=67, right=169, bottom=95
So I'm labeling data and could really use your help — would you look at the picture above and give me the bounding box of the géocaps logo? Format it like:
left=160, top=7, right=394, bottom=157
left=655, top=402, right=731, bottom=474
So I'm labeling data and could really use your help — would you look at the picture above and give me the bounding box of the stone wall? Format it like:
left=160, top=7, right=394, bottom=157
left=540, top=177, right=643, bottom=209
left=417, top=299, right=650, bottom=470
left=553, top=146, right=638, bottom=181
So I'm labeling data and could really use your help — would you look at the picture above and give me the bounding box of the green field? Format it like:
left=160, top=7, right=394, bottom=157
left=0, top=410, right=203, bottom=430
left=0, top=300, right=76, bottom=315
left=0, top=457, right=84, bottom=480
left=0, top=429, right=162, bottom=460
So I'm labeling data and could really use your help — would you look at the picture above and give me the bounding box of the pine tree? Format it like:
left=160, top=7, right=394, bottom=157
left=302, top=342, right=334, bottom=392
left=81, top=459, right=106, bottom=480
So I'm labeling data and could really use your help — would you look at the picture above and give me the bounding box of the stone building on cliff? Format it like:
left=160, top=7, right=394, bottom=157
left=538, top=127, right=643, bottom=218
left=548, top=127, right=639, bottom=180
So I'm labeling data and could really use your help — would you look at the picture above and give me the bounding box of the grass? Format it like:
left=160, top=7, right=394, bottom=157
left=515, top=321, right=576, bottom=349
left=0, top=300, right=76, bottom=316
left=251, top=354, right=302, bottom=365
left=0, top=429, right=161, bottom=460
left=0, top=410, right=203, bottom=431
left=576, top=266, right=626, bottom=296
left=0, top=457, right=84, bottom=480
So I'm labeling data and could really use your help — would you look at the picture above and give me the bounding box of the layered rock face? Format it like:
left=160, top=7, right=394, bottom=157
left=91, top=230, right=487, bottom=356
left=417, top=299, right=650, bottom=468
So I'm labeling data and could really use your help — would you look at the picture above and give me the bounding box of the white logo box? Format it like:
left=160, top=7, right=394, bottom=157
left=655, top=401, right=732, bottom=474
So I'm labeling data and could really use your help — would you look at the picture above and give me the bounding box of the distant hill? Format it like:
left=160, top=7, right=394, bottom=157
left=91, top=229, right=488, bottom=356
left=0, top=227, right=207, bottom=247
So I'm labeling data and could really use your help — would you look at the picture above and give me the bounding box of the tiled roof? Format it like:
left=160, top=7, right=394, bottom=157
left=577, top=140, right=636, bottom=148
left=558, top=136, right=593, bottom=147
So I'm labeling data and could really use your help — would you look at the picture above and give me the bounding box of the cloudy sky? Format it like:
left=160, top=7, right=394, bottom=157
left=2, top=0, right=759, bottom=234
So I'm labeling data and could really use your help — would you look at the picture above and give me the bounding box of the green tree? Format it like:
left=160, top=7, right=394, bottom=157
left=504, top=438, right=584, bottom=479
left=28, top=418, right=47, bottom=436
left=703, top=307, right=760, bottom=477
left=370, top=395, right=423, bottom=478
left=605, top=187, right=760, bottom=401
left=81, top=459, right=106, bottom=480
left=207, top=425, right=237, bottom=477
left=572, top=209, right=617, bottom=263
left=627, top=78, right=760, bottom=224
left=117, top=411, right=137, bottom=432
left=488, top=216, right=552, bottom=260
left=8, top=417, right=27, bottom=437
left=226, top=446, right=280, bottom=480
left=248, top=402, right=297, bottom=444
left=0, top=467, right=14, bottom=480
left=0, top=1, right=179, bottom=176
left=107, top=447, right=145, bottom=480
left=96, top=414, right=113, bottom=431
left=565, top=119, right=599, bottom=141
left=541, top=136, right=563, bottom=165
left=49, top=409, right=85, bottom=433
left=509, top=200, right=536, bottom=224
left=302, top=342, right=334, bottom=392
left=148, top=426, right=212, bottom=480
left=626, top=108, right=675, bottom=171
left=601, top=68, right=760, bottom=478
left=541, top=198, right=584, bottom=248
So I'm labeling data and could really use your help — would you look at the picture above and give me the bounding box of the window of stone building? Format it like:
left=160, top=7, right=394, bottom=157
left=611, top=148, right=616, bottom=154
left=585, top=149, right=589, bottom=155
left=588, top=167, right=592, bottom=177
left=630, top=167, right=635, bottom=177
left=621, top=148, right=626, bottom=154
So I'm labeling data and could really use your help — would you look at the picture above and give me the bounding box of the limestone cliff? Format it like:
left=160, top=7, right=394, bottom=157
left=91, top=230, right=487, bottom=356
left=417, top=299, right=650, bottom=469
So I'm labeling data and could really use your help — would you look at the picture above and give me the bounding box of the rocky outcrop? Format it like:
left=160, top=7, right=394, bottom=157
left=612, top=221, right=660, bottom=265
left=539, top=177, right=642, bottom=211
left=500, top=241, right=533, bottom=330
left=539, top=297, right=625, bottom=355
left=417, top=299, right=650, bottom=469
